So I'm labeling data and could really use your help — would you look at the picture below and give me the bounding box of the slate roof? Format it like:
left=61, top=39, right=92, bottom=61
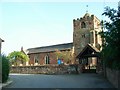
left=27, top=42, right=73, bottom=54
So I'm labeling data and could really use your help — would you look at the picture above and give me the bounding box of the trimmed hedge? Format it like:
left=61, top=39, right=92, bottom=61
left=2, top=55, right=10, bottom=83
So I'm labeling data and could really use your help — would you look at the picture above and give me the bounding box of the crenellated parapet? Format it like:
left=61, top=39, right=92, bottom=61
left=73, top=13, right=101, bottom=31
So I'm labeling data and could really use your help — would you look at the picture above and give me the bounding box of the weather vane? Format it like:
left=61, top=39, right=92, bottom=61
left=86, top=5, right=88, bottom=13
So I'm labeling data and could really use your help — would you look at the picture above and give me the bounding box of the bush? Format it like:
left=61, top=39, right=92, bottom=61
left=2, top=55, right=10, bottom=83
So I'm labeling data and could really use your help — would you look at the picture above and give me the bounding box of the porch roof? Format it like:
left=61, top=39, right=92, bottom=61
left=76, top=44, right=100, bottom=59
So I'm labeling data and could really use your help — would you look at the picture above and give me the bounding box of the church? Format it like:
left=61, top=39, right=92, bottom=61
left=27, top=13, right=102, bottom=70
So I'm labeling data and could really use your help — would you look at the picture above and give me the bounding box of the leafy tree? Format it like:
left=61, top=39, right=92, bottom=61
left=8, top=51, right=29, bottom=66
left=100, top=5, right=120, bottom=69
left=1, top=54, right=10, bottom=83
left=55, top=49, right=73, bottom=64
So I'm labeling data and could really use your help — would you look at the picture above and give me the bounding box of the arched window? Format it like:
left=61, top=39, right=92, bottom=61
left=45, top=54, right=50, bottom=64
left=34, top=54, right=39, bottom=65
left=81, top=22, right=86, bottom=28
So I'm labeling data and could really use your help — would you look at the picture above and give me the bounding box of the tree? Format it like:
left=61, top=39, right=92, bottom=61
left=100, top=5, right=120, bottom=69
left=1, top=54, right=10, bottom=83
left=8, top=51, right=29, bottom=66
left=55, top=49, right=73, bottom=64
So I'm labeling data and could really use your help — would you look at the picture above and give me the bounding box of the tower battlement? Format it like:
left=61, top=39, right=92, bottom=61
left=73, top=13, right=101, bottom=31
left=73, top=13, right=95, bottom=21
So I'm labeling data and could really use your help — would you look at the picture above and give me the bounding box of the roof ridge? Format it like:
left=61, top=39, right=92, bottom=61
left=28, top=42, right=73, bottom=50
left=87, top=44, right=100, bottom=52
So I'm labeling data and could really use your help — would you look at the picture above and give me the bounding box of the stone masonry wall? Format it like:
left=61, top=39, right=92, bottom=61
left=10, top=64, right=80, bottom=74
left=106, top=68, right=120, bottom=89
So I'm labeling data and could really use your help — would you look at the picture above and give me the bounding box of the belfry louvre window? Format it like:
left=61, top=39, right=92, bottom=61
left=81, top=22, right=86, bottom=28
left=82, top=34, right=85, bottom=38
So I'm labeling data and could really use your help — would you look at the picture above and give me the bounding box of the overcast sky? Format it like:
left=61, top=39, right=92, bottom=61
left=0, top=0, right=119, bottom=55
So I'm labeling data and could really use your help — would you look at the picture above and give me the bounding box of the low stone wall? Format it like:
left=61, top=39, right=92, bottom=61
left=106, top=68, right=120, bottom=89
left=10, top=64, right=79, bottom=74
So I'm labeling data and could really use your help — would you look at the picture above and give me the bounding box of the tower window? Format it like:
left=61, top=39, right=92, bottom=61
left=82, top=34, right=85, bottom=38
left=81, top=22, right=86, bottom=28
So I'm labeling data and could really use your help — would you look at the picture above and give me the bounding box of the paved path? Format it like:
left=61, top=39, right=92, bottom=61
left=4, top=73, right=114, bottom=88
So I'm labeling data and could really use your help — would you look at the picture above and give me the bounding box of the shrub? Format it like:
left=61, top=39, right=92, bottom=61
left=2, top=55, right=10, bottom=83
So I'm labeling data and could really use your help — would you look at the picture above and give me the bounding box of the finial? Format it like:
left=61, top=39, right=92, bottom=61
left=21, top=46, right=23, bottom=51
left=86, top=5, right=88, bottom=13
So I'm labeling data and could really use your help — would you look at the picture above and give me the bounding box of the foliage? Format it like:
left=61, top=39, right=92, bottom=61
left=1, top=54, right=10, bottom=83
left=99, top=6, right=120, bottom=70
left=8, top=51, right=29, bottom=66
left=55, top=49, right=72, bottom=64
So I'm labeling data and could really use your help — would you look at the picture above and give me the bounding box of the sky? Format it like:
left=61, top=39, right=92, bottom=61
left=0, top=0, right=119, bottom=55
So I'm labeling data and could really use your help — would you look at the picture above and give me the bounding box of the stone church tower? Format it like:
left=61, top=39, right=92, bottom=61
left=73, top=13, right=102, bottom=61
